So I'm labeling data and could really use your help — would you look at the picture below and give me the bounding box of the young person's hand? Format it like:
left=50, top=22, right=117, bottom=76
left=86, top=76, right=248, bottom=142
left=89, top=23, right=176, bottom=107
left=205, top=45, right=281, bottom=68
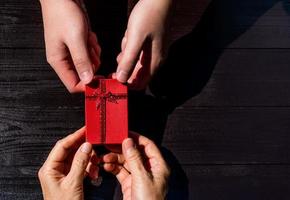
left=38, top=127, right=99, bottom=200
left=114, top=0, right=172, bottom=90
left=40, top=0, right=101, bottom=93
left=103, top=133, right=170, bottom=200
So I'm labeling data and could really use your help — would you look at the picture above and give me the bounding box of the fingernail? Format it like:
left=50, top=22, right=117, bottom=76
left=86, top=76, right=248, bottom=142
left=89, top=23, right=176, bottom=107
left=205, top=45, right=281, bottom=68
left=116, top=70, right=128, bottom=83
left=111, top=73, right=117, bottom=79
left=80, top=71, right=93, bottom=84
left=124, top=138, right=135, bottom=156
left=81, top=142, right=92, bottom=154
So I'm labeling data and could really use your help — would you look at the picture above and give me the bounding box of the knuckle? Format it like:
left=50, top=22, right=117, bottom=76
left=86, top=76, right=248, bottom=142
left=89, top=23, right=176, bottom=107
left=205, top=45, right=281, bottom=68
left=65, top=84, right=78, bottom=94
left=97, top=45, right=101, bottom=54
left=66, top=86, right=75, bottom=94
left=38, top=167, right=44, bottom=179
left=38, top=166, right=53, bottom=179
left=123, top=54, right=137, bottom=66
left=74, top=157, right=87, bottom=169
left=153, top=56, right=164, bottom=68
left=91, top=31, right=96, bottom=38
left=122, top=186, right=130, bottom=196
left=55, top=139, right=64, bottom=147
left=116, top=53, right=123, bottom=63
left=160, top=164, right=171, bottom=185
left=127, top=150, right=141, bottom=162
left=68, top=29, right=84, bottom=42
left=65, top=84, right=80, bottom=94
left=73, top=57, right=89, bottom=68
left=119, top=67, right=131, bottom=75
left=62, top=177, right=78, bottom=189
left=92, top=33, right=98, bottom=41
left=164, top=164, right=171, bottom=178
left=46, top=55, right=58, bottom=66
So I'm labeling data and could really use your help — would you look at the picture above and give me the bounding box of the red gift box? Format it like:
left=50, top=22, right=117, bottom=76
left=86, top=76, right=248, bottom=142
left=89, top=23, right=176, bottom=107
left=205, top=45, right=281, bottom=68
left=85, top=78, right=128, bottom=145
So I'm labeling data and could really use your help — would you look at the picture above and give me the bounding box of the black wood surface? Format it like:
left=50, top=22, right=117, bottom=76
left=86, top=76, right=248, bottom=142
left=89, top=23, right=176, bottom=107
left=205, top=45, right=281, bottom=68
left=1, top=0, right=290, bottom=199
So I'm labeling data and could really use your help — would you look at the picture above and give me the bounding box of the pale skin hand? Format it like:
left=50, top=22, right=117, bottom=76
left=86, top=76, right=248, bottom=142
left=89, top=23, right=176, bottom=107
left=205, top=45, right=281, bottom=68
left=103, top=133, right=171, bottom=200
left=38, top=127, right=99, bottom=200
left=114, top=0, right=173, bottom=90
left=40, top=0, right=101, bottom=93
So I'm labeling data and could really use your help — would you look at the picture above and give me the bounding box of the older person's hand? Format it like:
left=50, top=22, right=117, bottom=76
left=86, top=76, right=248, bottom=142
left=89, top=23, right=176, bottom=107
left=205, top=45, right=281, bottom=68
left=103, top=133, right=170, bottom=200
left=38, top=127, right=99, bottom=200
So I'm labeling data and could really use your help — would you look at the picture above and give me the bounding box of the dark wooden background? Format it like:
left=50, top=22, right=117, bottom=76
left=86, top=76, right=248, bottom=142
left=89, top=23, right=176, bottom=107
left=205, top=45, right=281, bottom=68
left=1, top=0, right=290, bottom=199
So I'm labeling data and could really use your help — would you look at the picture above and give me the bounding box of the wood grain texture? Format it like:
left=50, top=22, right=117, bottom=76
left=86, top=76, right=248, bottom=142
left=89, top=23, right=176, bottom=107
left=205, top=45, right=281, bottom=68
left=183, top=165, right=290, bottom=200
left=1, top=0, right=290, bottom=199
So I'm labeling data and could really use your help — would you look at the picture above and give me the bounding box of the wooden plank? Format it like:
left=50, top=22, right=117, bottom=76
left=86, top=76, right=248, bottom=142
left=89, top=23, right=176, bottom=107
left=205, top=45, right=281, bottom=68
left=151, top=48, right=290, bottom=107
left=0, top=49, right=46, bottom=65
left=162, top=107, right=290, bottom=164
left=0, top=106, right=83, bottom=172
left=182, top=165, right=290, bottom=200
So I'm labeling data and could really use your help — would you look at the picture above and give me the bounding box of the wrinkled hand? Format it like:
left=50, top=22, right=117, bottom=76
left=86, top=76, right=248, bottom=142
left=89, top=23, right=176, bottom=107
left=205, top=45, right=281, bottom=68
left=114, top=0, right=172, bottom=90
left=38, top=127, right=99, bottom=200
left=40, top=0, right=101, bottom=93
left=103, top=133, right=170, bottom=200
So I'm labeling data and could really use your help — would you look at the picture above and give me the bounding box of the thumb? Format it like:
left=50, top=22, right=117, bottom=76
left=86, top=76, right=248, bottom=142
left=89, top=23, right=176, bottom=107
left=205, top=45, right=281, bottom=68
left=122, top=138, right=146, bottom=176
left=66, top=142, right=92, bottom=184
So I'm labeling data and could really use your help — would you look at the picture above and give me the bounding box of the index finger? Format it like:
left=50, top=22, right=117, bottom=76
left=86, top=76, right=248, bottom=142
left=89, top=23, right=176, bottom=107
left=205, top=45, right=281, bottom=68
left=101, top=153, right=130, bottom=185
left=44, top=127, right=86, bottom=166
left=52, top=59, right=85, bottom=93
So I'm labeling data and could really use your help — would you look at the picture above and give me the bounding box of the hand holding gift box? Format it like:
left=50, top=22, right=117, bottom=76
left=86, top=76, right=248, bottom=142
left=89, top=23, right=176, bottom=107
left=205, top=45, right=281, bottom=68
left=38, top=128, right=170, bottom=200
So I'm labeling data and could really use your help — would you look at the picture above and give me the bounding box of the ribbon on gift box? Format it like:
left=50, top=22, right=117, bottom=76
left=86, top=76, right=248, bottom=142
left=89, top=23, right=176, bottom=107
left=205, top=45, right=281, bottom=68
left=85, top=80, right=127, bottom=143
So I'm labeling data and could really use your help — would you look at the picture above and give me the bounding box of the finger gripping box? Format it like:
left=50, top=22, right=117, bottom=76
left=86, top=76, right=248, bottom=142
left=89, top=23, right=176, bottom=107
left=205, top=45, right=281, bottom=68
left=85, top=78, right=128, bottom=144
